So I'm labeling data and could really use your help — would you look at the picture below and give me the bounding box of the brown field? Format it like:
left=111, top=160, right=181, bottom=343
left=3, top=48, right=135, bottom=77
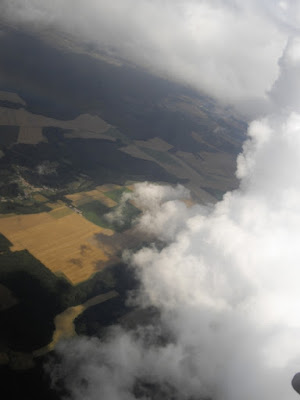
left=0, top=106, right=112, bottom=145
left=0, top=284, right=18, bottom=311
left=64, top=129, right=115, bottom=141
left=0, top=212, right=114, bottom=284
left=120, top=144, right=155, bottom=162
left=18, top=126, right=46, bottom=144
left=134, top=137, right=173, bottom=151
left=0, top=90, right=26, bottom=105
left=66, top=187, right=118, bottom=207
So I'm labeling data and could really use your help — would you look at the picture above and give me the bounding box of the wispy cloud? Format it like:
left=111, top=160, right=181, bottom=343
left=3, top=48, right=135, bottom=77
left=2, top=0, right=298, bottom=115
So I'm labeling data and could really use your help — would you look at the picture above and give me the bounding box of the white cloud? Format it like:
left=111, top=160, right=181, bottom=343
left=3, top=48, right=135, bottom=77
left=126, top=182, right=193, bottom=241
left=103, top=183, right=191, bottom=236
left=0, top=0, right=293, bottom=114
left=128, top=113, right=300, bottom=400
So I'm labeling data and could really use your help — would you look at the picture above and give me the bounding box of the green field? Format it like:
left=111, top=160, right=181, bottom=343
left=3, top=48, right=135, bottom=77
left=78, top=199, right=140, bottom=232
left=78, top=200, right=112, bottom=228
left=104, top=187, right=132, bottom=202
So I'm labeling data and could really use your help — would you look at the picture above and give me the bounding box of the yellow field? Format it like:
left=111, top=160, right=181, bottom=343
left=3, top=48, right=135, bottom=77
left=0, top=212, right=114, bottom=284
left=49, top=206, right=73, bottom=219
left=66, top=187, right=118, bottom=207
left=33, top=290, right=118, bottom=357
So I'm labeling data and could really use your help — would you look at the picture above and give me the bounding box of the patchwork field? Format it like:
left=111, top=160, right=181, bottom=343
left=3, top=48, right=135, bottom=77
left=65, top=185, right=138, bottom=233
left=48, top=205, right=73, bottom=219
left=0, top=105, right=113, bottom=145
left=65, top=185, right=120, bottom=207
left=0, top=211, right=114, bottom=284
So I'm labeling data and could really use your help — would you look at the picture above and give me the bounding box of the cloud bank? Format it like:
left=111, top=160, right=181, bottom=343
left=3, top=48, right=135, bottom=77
left=2, top=0, right=299, bottom=114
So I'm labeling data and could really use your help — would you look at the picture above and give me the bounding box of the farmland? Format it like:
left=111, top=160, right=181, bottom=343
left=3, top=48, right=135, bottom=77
left=65, top=185, right=119, bottom=207
left=0, top=178, right=143, bottom=360
left=0, top=210, right=114, bottom=285
left=65, top=185, right=140, bottom=232
left=0, top=229, right=134, bottom=356
left=0, top=180, right=141, bottom=287
left=0, top=103, right=112, bottom=146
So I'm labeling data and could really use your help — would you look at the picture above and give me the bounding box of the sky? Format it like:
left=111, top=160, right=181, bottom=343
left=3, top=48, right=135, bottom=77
left=2, top=1, right=300, bottom=399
